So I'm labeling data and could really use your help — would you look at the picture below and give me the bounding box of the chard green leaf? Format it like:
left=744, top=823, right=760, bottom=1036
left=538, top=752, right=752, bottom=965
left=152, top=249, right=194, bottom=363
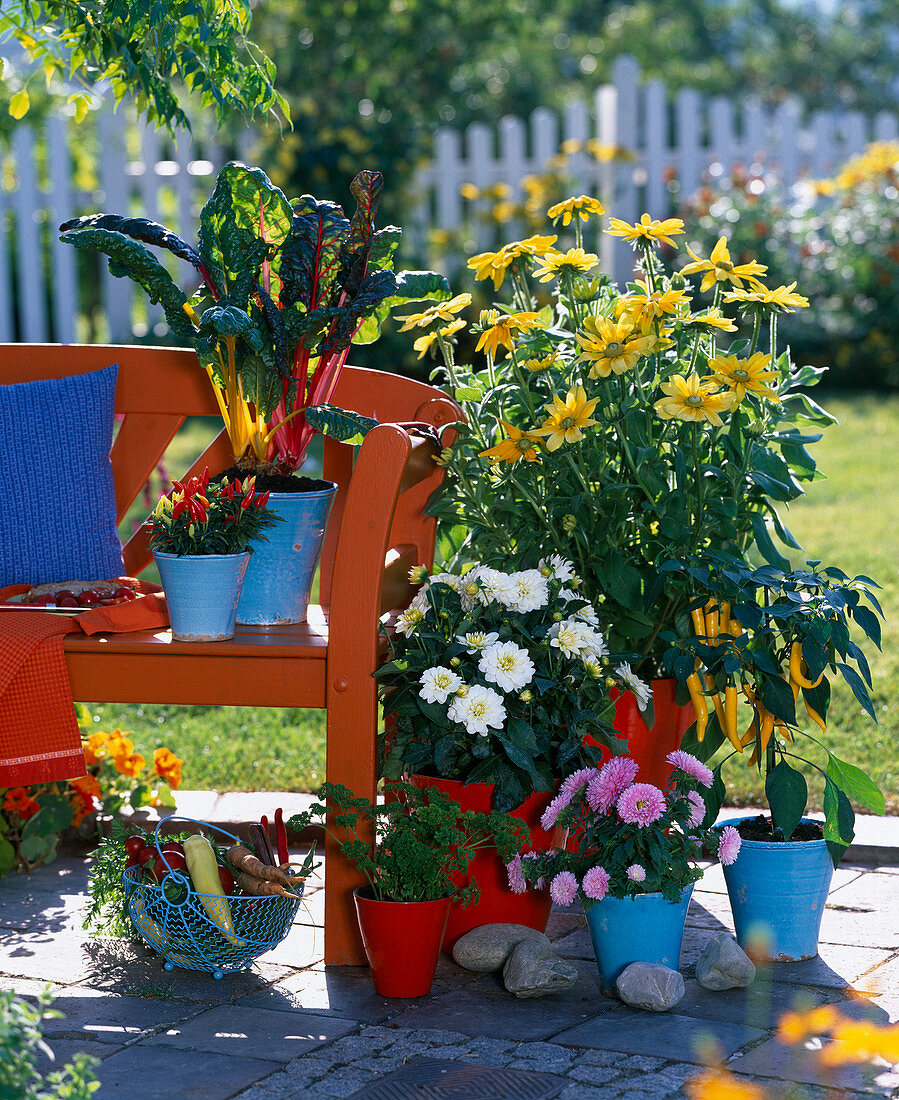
left=280, top=195, right=350, bottom=309
left=305, top=403, right=379, bottom=445
left=59, top=212, right=202, bottom=270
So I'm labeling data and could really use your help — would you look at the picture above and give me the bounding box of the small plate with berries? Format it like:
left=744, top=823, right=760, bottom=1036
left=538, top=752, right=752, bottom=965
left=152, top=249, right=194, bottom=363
left=1, top=578, right=141, bottom=613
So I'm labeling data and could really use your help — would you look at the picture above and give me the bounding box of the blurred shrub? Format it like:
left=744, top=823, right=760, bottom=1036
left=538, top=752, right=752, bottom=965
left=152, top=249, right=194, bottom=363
left=672, top=142, right=899, bottom=391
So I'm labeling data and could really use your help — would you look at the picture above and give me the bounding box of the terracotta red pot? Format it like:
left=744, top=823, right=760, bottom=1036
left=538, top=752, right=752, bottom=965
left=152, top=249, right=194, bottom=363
left=408, top=774, right=561, bottom=952
left=353, top=886, right=451, bottom=997
left=602, top=678, right=695, bottom=789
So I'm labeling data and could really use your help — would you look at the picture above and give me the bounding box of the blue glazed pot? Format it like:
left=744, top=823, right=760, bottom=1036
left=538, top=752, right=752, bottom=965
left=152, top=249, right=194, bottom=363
left=236, top=483, right=337, bottom=626
left=584, top=883, right=694, bottom=994
left=720, top=816, right=833, bottom=962
left=153, top=551, right=250, bottom=642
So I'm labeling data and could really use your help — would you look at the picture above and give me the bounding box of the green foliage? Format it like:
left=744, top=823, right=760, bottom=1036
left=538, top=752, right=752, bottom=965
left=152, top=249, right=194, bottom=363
left=661, top=554, right=884, bottom=864
left=0, top=0, right=287, bottom=135
left=82, top=819, right=144, bottom=938
left=304, top=405, right=378, bottom=446
left=290, top=780, right=528, bottom=904
left=0, top=987, right=99, bottom=1099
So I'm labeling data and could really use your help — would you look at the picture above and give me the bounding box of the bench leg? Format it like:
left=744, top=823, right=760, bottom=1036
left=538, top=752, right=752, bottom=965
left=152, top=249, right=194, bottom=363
left=323, top=672, right=377, bottom=966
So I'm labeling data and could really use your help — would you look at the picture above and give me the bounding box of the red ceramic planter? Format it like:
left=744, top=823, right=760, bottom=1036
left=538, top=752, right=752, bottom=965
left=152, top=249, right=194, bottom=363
left=408, top=774, right=562, bottom=952
left=604, top=678, right=695, bottom=789
left=353, top=886, right=452, bottom=997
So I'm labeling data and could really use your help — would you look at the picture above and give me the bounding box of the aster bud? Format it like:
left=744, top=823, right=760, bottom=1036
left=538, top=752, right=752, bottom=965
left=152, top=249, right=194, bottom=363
left=604, top=675, right=617, bottom=689
left=455, top=684, right=470, bottom=697
left=519, top=689, right=533, bottom=704
left=540, top=566, right=552, bottom=578
left=450, top=657, right=461, bottom=667
left=562, top=513, right=577, bottom=534
left=408, top=564, right=429, bottom=584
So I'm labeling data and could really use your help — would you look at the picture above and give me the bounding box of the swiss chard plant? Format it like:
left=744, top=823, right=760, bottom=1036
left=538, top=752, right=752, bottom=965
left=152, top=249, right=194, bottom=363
left=660, top=552, right=885, bottom=865
left=60, top=163, right=450, bottom=474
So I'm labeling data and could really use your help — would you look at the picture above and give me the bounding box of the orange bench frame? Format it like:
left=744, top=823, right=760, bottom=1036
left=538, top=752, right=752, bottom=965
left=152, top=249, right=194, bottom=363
left=0, top=344, right=460, bottom=965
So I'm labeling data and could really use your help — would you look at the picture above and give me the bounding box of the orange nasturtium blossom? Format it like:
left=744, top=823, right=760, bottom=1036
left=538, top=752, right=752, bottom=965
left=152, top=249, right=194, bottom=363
left=113, top=751, right=146, bottom=778
left=709, top=352, right=781, bottom=404
left=546, top=195, right=605, bottom=226
left=69, top=774, right=102, bottom=827
left=685, top=1068, right=767, bottom=1100
left=474, top=311, right=544, bottom=359
left=536, top=385, right=600, bottom=450
left=575, top=314, right=656, bottom=377
left=681, top=236, right=768, bottom=293
left=479, top=420, right=543, bottom=464
left=2, top=787, right=41, bottom=820
left=154, top=747, right=184, bottom=790
left=605, top=212, right=686, bottom=248
left=531, top=247, right=599, bottom=282
left=105, top=729, right=134, bottom=759
left=654, top=374, right=736, bottom=427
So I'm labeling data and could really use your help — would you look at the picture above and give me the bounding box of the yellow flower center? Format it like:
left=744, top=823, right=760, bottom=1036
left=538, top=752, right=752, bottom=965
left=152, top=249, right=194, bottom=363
left=685, top=395, right=704, bottom=407
left=733, top=369, right=750, bottom=381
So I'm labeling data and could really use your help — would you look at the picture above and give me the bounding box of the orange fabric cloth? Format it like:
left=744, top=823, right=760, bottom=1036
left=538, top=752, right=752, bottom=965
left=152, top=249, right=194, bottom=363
left=0, top=581, right=169, bottom=787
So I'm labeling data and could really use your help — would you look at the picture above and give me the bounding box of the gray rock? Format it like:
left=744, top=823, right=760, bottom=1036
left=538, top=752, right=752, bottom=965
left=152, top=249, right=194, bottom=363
left=696, top=933, right=757, bottom=991
left=452, top=923, right=550, bottom=973
left=502, top=940, right=579, bottom=999
left=615, top=963, right=685, bottom=1012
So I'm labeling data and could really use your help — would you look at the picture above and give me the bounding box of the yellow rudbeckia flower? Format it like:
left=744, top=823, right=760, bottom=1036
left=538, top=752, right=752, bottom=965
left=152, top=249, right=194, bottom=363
left=395, top=293, right=471, bottom=332
left=654, top=374, right=736, bottom=426
left=723, top=282, right=810, bottom=313
left=620, top=280, right=691, bottom=325
left=479, top=421, right=544, bottom=464
left=412, top=319, right=466, bottom=359
left=535, top=385, right=600, bottom=450
left=681, top=237, right=767, bottom=293
left=546, top=195, right=605, bottom=226
left=475, top=312, right=544, bottom=358
left=532, top=247, right=599, bottom=282
left=575, top=315, right=655, bottom=377
left=606, top=213, right=685, bottom=248
left=683, top=307, right=738, bottom=332
left=709, top=352, right=781, bottom=403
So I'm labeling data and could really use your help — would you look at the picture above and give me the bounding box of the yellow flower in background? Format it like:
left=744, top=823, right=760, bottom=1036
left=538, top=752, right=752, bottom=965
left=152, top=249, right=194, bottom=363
left=606, top=212, right=686, bottom=248
left=504, top=234, right=558, bottom=259
left=536, top=385, right=600, bottom=449
left=492, top=201, right=516, bottom=223
left=113, top=751, right=146, bottom=778
left=723, top=282, right=810, bottom=313
left=684, top=307, right=738, bottom=332
left=395, top=293, right=471, bottom=332
left=460, top=182, right=480, bottom=200
left=412, top=319, right=466, bottom=359
left=575, top=315, right=655, bottom=377
left=655, top=374, right=736, bottom=426
left=468, top=236, right=558, bottom=290
left=681, top=236, right=767, bottom=293
left=522, top=352, right=559, bottom=373
left=479, top=420, right=544, bottom=464
left=709, top=352, right=781, bottom=403
left=620, top=280, right=691, bottom=325
left=546, top=195, right=605, bottom=225
left=475, top=312, right=544, bottom=358
left=532, top=247, right=599, bottom=282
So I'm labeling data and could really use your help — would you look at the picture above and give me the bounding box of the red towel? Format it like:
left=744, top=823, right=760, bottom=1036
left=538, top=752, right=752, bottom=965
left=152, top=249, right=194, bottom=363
left=0, top=581, right=169, bottom=787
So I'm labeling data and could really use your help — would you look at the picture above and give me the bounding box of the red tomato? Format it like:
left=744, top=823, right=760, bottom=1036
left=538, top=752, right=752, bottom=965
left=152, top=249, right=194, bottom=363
left=217, top=866, right=235, bottom=895
left=55, top=590, right=75, bottom=600
left=57, top=596, right=80, bottom=608
left=113, top=587, right=136, bottom=600
left=157, top=850, right=186, bottom=875
left=124, top=835, right=146, bottom=860
left=77, top=590, right=99, bottom=606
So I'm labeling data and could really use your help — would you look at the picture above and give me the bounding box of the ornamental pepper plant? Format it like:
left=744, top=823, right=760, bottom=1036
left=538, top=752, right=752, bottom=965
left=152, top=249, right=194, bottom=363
left=509, top=751, right=740, bottom=908
left=147, top=469, right=280, bottom=556
left=413, top=194, right=834, bottom=678
left=60, top=163, right=450, bottom=475
left=660, top=552, right=884, bottom=864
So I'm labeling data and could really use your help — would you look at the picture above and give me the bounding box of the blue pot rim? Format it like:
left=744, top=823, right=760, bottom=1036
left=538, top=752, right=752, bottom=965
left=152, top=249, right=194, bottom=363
left=152, top=550, right=251, bottom=561
left=714, top=814, right=826, bottom=851
left=265, top=482, right=338, bottom=502
left=589, top=883, right=695, bottom=906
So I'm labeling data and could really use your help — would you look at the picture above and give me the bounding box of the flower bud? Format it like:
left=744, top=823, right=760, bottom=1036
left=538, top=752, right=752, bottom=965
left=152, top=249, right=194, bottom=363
left=744, top=419, right=767, bottom=438
left=553, top=611, right=564, bottom=622
left=519, top=689, right=533, bottom=703
left=450, top=656, right=461, bottom=667
left=478, top=309, right=500, bottom=328
left=455, top=683, right=470, bottom=697
left=605, top=402, right=619, bottom=419
left=562, top=514, right=577, bottom=534
left=434, top=446, right=454, bottom=467
left=408, top=564, right=429, bottom=584
left=604, top=675, right=617, bottom=689
left=670, top=271, right=687, bottom=290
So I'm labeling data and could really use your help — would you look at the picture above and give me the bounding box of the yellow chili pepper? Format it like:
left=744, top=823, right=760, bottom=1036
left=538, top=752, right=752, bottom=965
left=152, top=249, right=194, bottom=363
left=690, top=605, right=706, bottom=639
left=775, top=721, right=793, bottom=743
left=804, top=695, right=827, bottom=734
left=757, top=705, right=775, bottom=755
left=705, top=672, right=726, bottom=729
left=719, top=600, right=731, bottom=638
left=789, top=641, right=824, bottom=689
left=723, top=684, right=743, bottom=751
left=686, top=671, right=709, bottom=741
left=704, top=600, right=720, bottom=645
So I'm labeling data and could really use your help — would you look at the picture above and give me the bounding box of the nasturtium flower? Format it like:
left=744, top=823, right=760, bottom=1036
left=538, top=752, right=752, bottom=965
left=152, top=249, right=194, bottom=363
left=395, top=293, right=471, bottom=332
left=654, top=373, right=736, bottom=426
left=154, top=747, right=184, bottom=789
left=536, top=385, right=600, bottom=450
left=2, top=787, right=41, bottom=820
left=474, top=312, right=544, bottom=358
left=709, top=352, right=781, bottom=403
left=532, top=247, right=599, bottom=282
left=575, top=314, right=655, bottom=377
left=479, top=420, right=543, bottom=464
left=412, top=318, right=465, bottom=359
left=681, top=236, right=768, bottom=293
left=605, top=212, right=685, bottom=248
left=546, top=195, right=605, bottom=225
left=723, top=282, right=810, bottom=313
left=113, top=751, right=146, bottom=778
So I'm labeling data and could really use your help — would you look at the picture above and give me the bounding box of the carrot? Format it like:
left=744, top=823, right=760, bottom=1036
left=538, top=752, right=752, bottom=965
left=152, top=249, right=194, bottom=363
left=226, top=845, right=306, bottom=889
left=234, top=871, right=302, bottom=900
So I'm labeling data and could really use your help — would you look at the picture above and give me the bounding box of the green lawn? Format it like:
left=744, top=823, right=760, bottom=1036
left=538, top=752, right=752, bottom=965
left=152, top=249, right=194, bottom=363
left=85, top=394, right=899, bottom=811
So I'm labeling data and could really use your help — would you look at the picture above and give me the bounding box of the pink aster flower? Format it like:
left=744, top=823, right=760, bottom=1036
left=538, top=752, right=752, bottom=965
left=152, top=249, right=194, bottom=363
left=718, top=825, right=742, bottom=866
left=616, top=782, right=666, bottom=827
left=540, top=792, right=568, bottom=831
left=626, top=864, right=646, bottom=882
left=581, top=865, right=610, bottom=901
left=686, top=790, right=706, bottom=829
left=549, top=870, right=579, bottom=907
left=586, top=756, right=640, bottom=813
left=666, top=749, right=714, bottom=788
left=560, top=767, right=600, bottom=801
left=506, top=854, right=527, bottom=894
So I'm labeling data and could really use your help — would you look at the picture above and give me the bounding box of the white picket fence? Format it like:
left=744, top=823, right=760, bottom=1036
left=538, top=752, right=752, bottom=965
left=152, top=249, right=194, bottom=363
left=2, top=54, right=899, bottom=342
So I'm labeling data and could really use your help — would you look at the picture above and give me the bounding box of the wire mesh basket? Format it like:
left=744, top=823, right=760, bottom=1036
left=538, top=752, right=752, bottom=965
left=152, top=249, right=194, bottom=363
left=123, top=816, right=303, bottom=979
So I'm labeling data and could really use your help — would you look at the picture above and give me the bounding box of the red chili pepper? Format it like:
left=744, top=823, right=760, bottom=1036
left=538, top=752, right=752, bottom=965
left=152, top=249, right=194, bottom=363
left=188, top=498, right=207, bottom=521
left=224, top=480, right=237, bottom=499
left=240, top=487, right=255, bottom=509
left=172, top=498, right=189, bottom=520
left=199, top=467, right=210, bottom=490
left=274, top=807, right=288, bottom=865
left=255, top=490, right=270, bottom=509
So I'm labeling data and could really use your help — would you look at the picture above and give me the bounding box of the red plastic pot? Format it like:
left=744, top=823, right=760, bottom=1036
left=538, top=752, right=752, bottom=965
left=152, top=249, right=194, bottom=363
left=408, top=774, right=562, bottom=952
left=596, top=678, right=695, bottom=789
left=353, top=886, right=452, bottom=997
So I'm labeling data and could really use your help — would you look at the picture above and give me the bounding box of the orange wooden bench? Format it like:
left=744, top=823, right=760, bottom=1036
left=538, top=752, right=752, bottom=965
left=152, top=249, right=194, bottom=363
left=0, top=344, right=460, bottom=965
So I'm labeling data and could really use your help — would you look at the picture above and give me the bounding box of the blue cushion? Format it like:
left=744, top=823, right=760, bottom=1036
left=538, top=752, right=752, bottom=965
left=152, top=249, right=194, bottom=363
left=0, top=363, right=125, bottom=586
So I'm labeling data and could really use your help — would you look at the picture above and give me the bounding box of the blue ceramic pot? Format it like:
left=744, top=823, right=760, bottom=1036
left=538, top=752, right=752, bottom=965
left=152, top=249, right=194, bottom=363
left=153, top=551, right=250, bottom=642
left=236, top=483, right=337, bottom=626
left=584, top=883, right=694, bottom=994
left=720, top=816, right=833, bottom=962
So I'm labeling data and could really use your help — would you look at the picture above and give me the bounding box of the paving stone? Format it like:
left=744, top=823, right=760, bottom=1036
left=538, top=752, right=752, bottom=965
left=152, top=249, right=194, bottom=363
left=257, top=917, right=324, bottom=968
left=733, top=1036, right=899, bottom=1093
left=750, top=942, right=894, bottom=989
left=305, top=1066, right=381, bottom=1097
left=510, top=1040, right=575, bottom=1073
left=0, top=891, right=86, bottom=932
left=35, top=987, right=200, bottom=1044
left=558, top=1085, right=616, bottom=1099
left=0, top=975, right=64, bottom=997
left=144, top=1003, right=358, bottom=1061
left=236, top=966, right=395, bottom=1022
left=90, top=1043, right=278, bottom=1099
left=32, top=1037, right=111, bottom=1075
left=826, top=870, right=899, bottom=910
left=0, top=929, right=93, bottom=983
left=563, top=1063, right=625, bottom=1086
left=671, top=978, right=835, bottom=1028
left=578, top=1049, right=630, bottom=1067
left=553, top=1009, right=766, bottom=1063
